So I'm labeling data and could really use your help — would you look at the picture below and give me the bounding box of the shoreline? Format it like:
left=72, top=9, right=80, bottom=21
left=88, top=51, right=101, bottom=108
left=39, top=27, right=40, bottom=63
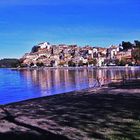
left=0, top=77, right=140, bottom=106
left=0, top=79, right=140, bottom=140
left=10, top=66, right=140, bottom=71
left=2, top=86, right=103, bottom=106
left=1, top=66, right=139, bottom=106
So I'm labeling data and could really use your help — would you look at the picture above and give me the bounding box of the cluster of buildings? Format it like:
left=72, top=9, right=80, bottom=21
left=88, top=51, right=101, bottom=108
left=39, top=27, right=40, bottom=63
left=22, top=42, right=133, bottom=67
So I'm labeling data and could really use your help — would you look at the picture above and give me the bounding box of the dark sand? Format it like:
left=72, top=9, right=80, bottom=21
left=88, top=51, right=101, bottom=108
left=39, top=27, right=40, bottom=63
left=0, top=80, right=140, bottom=140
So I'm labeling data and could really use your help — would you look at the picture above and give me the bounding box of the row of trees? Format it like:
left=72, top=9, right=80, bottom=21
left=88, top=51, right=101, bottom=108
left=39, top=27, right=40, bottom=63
left=121, top=40, right=140, bottom=65
left=0, top=59, right=45, bottom=68
left=0, top=59, right=20, bottom=68
left=121, top=40, right=140, bottom=51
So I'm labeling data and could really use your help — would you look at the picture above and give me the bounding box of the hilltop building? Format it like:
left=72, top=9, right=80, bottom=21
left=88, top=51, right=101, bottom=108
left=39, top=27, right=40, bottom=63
left=21, top=41, right=134, bottom=67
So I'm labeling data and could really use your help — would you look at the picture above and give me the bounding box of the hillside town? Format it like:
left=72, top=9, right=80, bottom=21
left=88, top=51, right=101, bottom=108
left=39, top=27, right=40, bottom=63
left=21, top=41, right=140, bottom=67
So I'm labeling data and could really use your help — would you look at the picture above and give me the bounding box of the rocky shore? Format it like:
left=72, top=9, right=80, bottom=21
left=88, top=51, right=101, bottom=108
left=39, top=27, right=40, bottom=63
left=0, top=79, right=140, bottom=140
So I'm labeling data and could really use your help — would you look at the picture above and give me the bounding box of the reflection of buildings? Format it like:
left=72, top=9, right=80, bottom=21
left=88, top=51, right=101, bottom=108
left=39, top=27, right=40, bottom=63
left=87, top=69, right=95, bottom=87
left=20, top=68, right=140, bottom=95
left=95, top=68, right=138, bottom=83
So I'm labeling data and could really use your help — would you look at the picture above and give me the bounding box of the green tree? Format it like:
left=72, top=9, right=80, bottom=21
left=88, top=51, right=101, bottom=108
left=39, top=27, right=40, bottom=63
left=132, top=48, right=140, bottom=65
left=68, top=61, right=76, bottom=67
left=134, top=40, right=140, bottom=48
left=78, top=60, right=83, bottom=66
left=0, top=59, right=20, bottom=68
left=31, top=46, right=40, bottom=53
left=30, top=62, right=34, bottom=67
left=118, top=58, right=127, bottom=66
left=88, top=59, right=97, bottom=66
left=36, top=62, right=44, bottom=67
left=122, top=41, right=133, bottom=51
left=59, top=61, right=66, bottom=66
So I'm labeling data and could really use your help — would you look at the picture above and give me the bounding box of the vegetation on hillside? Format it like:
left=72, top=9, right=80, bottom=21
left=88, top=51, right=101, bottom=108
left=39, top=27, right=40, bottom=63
left=121, top=40, right=140, bottom=65
left=0, top=59, right=20, bottom=68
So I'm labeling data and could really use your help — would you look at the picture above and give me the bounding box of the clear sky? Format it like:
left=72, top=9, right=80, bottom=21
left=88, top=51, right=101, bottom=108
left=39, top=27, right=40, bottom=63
left=0, top=0, right=140, bottom=58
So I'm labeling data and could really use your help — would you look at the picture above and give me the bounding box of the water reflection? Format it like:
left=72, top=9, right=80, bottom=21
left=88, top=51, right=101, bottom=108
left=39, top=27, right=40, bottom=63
left=0, top=67, right=140, bottom=104
left=20, top=68, right=140, bottom=95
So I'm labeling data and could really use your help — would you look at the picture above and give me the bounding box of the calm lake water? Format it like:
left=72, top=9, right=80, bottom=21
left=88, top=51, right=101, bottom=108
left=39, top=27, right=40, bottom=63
left=0, top=67, right=140, bottom=105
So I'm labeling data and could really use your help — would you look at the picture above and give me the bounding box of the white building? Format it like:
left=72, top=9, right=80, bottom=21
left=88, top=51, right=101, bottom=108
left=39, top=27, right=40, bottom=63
left=38, top=42, right=51, bottom=49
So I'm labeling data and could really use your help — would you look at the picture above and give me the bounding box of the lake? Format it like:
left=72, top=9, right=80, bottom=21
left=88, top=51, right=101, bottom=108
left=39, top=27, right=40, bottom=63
left=0, top=67, right=140, bottom=105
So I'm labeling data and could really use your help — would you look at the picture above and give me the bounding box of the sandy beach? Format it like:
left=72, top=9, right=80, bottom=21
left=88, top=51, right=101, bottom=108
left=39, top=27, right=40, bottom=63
left=0, top=79, right=140, bottom=140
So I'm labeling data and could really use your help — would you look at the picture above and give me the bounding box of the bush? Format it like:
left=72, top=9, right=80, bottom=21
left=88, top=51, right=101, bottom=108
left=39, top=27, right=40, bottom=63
left=88, top=59, right=97, bottom=66
left=59, top=61, right=66, bottom=66
left=30, top=63, right=34, bottom=67
left=118, top=58, right=128, bottom=66
left=68, top=61, right=76, bottom=67
left=36, top=62, right=44, bottom=67
left=78, top=60, right=83, bottom=66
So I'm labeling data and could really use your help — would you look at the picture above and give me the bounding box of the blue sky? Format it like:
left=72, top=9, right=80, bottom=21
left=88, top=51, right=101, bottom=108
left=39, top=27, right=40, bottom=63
left=0, top=0, right=140, bottom=58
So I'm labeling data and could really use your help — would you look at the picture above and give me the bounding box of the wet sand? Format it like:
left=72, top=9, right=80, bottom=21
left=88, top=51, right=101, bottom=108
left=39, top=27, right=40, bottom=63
left=0, top=80, right=140, bottom=140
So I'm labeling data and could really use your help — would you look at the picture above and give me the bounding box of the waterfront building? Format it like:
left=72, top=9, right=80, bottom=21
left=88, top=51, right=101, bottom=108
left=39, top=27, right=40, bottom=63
left=21, top=41, right=134, bottom=67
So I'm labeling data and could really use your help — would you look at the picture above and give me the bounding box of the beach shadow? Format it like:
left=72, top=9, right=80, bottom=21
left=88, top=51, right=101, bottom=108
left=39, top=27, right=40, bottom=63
left=2, top=89, right=140, bottom=140
left=108, top=79, right=140, bottom=89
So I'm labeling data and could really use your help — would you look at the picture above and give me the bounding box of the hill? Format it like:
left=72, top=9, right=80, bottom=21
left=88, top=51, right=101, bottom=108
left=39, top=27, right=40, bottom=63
left=0, top=58, right=20, bottom=68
